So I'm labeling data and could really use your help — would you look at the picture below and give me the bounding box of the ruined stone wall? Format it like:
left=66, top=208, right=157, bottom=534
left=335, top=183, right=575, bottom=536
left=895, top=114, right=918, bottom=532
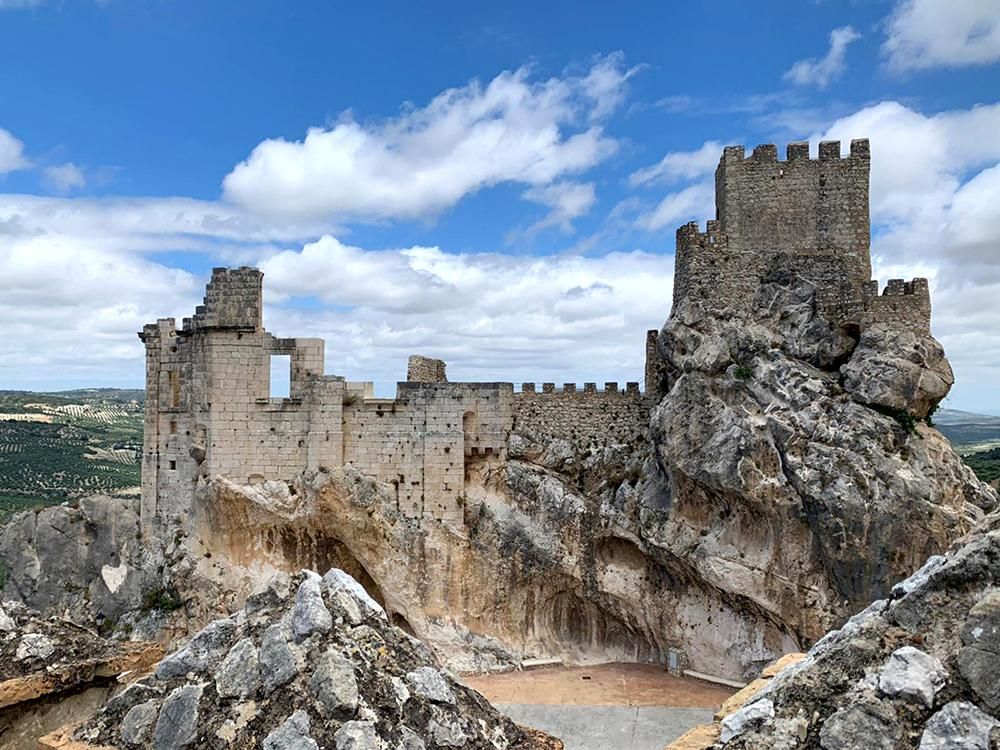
left=406, top=355, right=447, bottom=383
left=862, top=278, right=932, bottom=333
left=512, top=382, right=651, bottom=450
left=343, top=383, right=513, bottom=522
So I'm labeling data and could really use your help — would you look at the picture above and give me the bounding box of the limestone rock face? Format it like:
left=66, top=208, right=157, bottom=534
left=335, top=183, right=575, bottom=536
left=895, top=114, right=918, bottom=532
left=841, top=325, right=954, bottom=418
left=72, top=569, right=558, bottom=750
left=708, top=512, right=1000, bottom=749
left=0, top=496, right=157, bottom=622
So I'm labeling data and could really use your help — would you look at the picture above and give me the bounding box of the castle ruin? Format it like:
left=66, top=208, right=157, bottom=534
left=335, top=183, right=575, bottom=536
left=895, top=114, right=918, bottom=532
left=139, top=139, right=933, bottom=529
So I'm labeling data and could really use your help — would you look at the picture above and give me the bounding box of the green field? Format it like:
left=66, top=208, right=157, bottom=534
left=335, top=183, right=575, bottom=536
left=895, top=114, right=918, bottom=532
left=963, top=447, right=1000, bottom=486
left=0, top=389, right=144, bottom=520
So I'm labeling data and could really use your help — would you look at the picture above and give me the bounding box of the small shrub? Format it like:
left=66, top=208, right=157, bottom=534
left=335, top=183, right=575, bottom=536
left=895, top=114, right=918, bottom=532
left=142, top=587, right=183, bottom=613
left=871, top=404, right=919, bottom=435
left=734, top=365, right=753, bottom=381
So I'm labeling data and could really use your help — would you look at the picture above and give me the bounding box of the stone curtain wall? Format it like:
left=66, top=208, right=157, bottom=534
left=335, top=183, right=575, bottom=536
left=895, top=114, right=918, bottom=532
left=343, top=383, right=514, bottom=522
left=512, top=383, right=652, bottom=451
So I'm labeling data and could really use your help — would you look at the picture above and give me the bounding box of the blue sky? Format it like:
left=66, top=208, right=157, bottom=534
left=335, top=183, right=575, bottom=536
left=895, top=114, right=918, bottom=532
left=1, top=0, right=999, bottom=411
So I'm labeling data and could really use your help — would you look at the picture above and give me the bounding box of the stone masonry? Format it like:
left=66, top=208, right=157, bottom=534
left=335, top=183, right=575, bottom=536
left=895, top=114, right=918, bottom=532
left=139, top=270, right=649, bottom=527
left=139, top=140, right=936, bottom=529
left=671, top=139, right=931, bottom=334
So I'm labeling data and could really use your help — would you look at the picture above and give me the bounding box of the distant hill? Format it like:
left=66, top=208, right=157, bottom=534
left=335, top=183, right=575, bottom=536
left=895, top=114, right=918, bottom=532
left=933, top=408, right=1000, bottom=449
left=0, top=389, right=144, bottom=521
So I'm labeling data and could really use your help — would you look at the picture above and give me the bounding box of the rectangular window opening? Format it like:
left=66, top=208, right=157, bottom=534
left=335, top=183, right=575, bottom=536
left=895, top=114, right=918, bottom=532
left=269, top=354, right=292, bottom=398
left=169, top=419, right=178, bottom=434
left=168, top=460, right=177, bottom=470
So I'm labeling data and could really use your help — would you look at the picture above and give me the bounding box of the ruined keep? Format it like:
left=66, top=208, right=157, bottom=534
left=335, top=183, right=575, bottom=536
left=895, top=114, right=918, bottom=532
left=139, top=138, right=935, bottom=532
left=673, top=138, right=931, bottom=334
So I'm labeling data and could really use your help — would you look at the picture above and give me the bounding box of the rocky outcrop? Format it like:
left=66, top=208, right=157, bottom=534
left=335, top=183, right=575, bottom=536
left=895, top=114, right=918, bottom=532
left=671, top=510, right=1000, bottom=749
left=59, top=568, right=560, bottom=750
left=0, top=601, right=162, bottom=708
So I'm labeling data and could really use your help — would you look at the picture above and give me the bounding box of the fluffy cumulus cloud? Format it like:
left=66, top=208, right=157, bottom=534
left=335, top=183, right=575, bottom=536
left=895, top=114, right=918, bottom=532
left=259, top=237, right=672, bottom=388
left=0, top=127, right=30, bottom=174
left=0, top=238, right=200, bottom=386
left=883, top=0, right=1000, bottom=71
left=628, top=141, right=721, bottom=232
left=628, top=140, right=723, bottom=187
left=818, top=100, right=1000, bottom=408
left=784, top=26, right=861, bottom=89
left=222, top=54, right=637, bottom=223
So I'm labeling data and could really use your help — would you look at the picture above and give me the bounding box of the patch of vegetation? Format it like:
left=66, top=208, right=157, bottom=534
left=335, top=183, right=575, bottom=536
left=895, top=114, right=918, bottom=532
left=0, top=560, right=6, bottom=590
left=0, top=390, right=144, bottom=522
left=142, top=587, right=184, bottom=613
left=733, top=364, right=753, bottom=381
left=964, top=447, right=1000, bottom=484
left=870, top=404, right=921, bottom=435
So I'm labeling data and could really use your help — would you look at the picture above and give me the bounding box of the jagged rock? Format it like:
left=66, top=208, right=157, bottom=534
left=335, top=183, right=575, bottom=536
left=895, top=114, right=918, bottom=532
left=0, top=496, right=161, bottom=624
left=264, top=710, right=319, bottom=750
left=15, top=632, right=54, bottom=661
left=215, top=637, right=261, bottom=699
left=69, top=569, right=561, bottom=749
left=919, top=701, right=998, bottom=750
left=335, top=720, right=381, bottom=749
left=957, top=590, right=1000, bottom=711
left=397, top=726, right=426, bottom=749
left=428, top=714, right=468, bottom=747
left=841, top=326, right=954, bottom=418
left=719, top=699, right=774, bottom=743
left=259, top=623, right=298, bottom=693
left=247, top=572, right=292, bottom=615
left=702, top=512, right=1000, bottom=749
left=292, top=575, right=333, bottom=641
left=406, top=666, right=456, bottom=705
left=152, top=683, right=203, bottom=749
left=120, top=699, right=159, bottom=746
left=878, top=646, right=948, bottom=707
left=0, top=603, right=14, bottom=632
left=819, top=701, right=901, bottom=750
left=156, top=617, right=237, bottom=679
left=309, top=647, right=359, bottom=718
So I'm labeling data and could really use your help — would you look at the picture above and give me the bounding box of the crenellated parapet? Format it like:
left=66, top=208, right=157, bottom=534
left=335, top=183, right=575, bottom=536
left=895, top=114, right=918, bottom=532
left=862, top=278, right=932, bottom=333
left=672, top=139, right=874, bottom=327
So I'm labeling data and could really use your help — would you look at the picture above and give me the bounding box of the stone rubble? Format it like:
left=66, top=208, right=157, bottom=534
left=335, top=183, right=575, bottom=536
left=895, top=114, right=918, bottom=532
left=61, top=568, right=560, bottom=750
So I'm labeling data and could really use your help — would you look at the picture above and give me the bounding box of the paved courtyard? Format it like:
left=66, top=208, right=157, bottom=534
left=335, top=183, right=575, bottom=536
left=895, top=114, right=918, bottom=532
left=462, top=663, right=734, bottom=750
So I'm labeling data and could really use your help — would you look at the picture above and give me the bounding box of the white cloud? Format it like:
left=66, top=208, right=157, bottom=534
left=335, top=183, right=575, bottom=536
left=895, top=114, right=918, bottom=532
left=43, top=163, right=86, bottom=193
left=259, top=238, right=672, bottom=388
left=0, top=128, right=30, bottom=174
left=0, top=194, right=334, bottom=245
left=0, top=237, right=200, bottom=387
left=516, top=180, right=597, bottom=237
left=222, top=55, right=634, bottom=223
left=784, top=26, right=861, bottom=88
left=884, top=0, right=1000, bottom=71
left=635, top=181, right=714, bottom=232
left=629, top=140, right=724, bottom=187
